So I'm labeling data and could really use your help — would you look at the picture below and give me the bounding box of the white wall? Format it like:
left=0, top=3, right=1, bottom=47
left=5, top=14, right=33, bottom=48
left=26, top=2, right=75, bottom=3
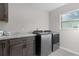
left=0, top=3, right=49, bottom=33
left=49, top=3, right=79, bottom=54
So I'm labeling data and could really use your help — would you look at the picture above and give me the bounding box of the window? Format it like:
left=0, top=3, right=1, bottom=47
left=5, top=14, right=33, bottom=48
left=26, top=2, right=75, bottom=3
left=61, top=10, right=79, bottom=29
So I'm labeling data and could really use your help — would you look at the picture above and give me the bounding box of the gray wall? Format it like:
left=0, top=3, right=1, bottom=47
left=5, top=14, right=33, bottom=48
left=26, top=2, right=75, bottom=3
left=0, top=3, right=49, bottom=33
left=49, top=3, right=79, bottom=55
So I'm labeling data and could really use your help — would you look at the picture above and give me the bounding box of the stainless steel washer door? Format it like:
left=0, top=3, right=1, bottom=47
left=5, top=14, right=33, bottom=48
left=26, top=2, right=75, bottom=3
left=41, top=34, right=52, bottom=56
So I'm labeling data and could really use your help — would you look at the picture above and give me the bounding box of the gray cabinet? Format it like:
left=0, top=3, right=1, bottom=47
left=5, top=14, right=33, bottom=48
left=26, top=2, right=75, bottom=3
left=9, top=37, right=35, bottom=56
left=0, top=36, right=35, bottom=56
left=0, top=41, right=4, bottom=56
left=0, top=3, right=8, bottom=22
left=23, top=37, right=35, bottom=56
left=0, top=40, right=9, bottom=56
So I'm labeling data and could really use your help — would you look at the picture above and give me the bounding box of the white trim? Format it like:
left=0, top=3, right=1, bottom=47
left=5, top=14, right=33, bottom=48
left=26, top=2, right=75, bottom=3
left=60, top=47, right=79, bottom=56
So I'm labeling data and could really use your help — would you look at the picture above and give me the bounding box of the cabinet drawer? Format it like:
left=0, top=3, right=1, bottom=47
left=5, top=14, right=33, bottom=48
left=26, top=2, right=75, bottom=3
left=10, top=37, right=27, bottom=45
left=9, top=37, right=35, bottom=45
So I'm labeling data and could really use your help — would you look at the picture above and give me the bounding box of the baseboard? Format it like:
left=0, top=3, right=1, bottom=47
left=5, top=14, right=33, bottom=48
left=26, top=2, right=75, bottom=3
left=60, top=47, right=79, bottom=56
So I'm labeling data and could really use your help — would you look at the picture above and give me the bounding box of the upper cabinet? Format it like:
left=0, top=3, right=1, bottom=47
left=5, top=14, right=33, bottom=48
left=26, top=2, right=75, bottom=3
left=0, top=3, right=8, bottom=22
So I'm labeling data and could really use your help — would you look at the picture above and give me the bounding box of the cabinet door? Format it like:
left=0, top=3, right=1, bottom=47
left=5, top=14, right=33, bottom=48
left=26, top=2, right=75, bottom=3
left=22, top=37, right=35, bottom=56
left=0, top=3, right=8, bottom=22
left=22, top=43, right=34, bottom=56
left=23, top=37, right=35, bottom=56
left=0, top=41, right=3, bottom=56
left=10, top=43, right=23, bottom=56
left=3, top=40, right=9, bottom=56
left=0, top=40, right=8, bottom=56
left=0, top=4, right=4, bottom=21
left=3, top=3, right=8, bottom=22
left=9, top=37, right=35, bottom=56
left=22, top=43, right=28, bottom=56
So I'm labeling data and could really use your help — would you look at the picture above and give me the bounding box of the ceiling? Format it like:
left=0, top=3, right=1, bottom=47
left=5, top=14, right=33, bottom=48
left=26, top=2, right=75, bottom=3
left=24, top=3, right=67, bottom=11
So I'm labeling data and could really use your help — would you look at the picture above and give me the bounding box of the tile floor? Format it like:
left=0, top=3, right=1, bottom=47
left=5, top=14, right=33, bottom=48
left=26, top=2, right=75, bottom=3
left=49, top=48, right=78, bottom=56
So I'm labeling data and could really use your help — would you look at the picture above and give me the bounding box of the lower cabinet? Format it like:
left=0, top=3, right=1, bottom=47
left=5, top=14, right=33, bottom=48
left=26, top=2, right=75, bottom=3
left=0, top=36, right=35, bottom=56
left=0, top=40, right=9, bottom=56
left=10, top=43, right=24, bottom=56
left=0, top=41, right=4, bottom=56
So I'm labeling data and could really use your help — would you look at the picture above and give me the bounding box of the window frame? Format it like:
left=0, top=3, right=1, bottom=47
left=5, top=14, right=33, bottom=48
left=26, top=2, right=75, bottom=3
left=60, top=9, right=79, bottom=30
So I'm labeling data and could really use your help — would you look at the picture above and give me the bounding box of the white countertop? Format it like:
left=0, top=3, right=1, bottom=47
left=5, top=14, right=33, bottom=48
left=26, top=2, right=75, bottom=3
left=0, top=33, right=36, bottom=40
